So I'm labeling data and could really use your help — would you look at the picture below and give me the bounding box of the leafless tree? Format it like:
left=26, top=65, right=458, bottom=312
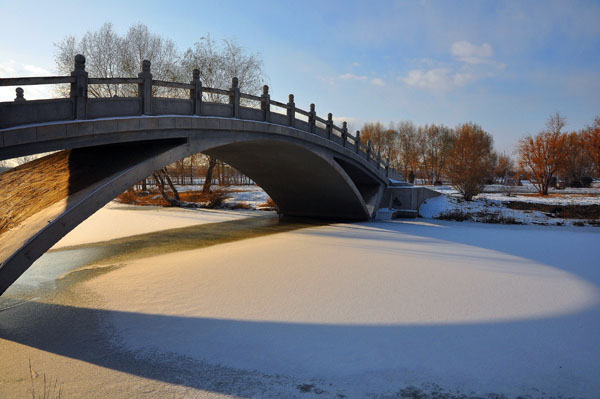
left=54, top=22, right=180, bottom=98
left=418, top=124, right=453, bottom=184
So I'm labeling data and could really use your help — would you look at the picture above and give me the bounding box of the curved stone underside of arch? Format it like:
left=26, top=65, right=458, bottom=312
left=0, top=134, right=380, bottom=296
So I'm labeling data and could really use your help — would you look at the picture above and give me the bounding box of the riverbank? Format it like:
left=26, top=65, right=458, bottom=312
left=1, top=204, right=599, bottom=398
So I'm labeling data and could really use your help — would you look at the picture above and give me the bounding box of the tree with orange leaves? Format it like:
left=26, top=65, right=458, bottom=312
left=582, top=116, right=600, bottom=177
left=445, top=122, right=494, bottom=200
left=518, top=113, right=567, bottom=195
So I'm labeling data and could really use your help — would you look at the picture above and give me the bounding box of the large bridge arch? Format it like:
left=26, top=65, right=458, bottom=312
left=0, top=128, right=382, bottom=295
left=0, top=55, right=416, bottom=297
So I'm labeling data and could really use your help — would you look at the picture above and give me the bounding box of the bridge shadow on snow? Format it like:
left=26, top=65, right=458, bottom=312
left=0, top=220, right=599, bottom=396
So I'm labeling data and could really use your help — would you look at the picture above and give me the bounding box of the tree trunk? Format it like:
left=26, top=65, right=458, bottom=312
left=202, top=156, right=218, bottom=194
left=153, top=172, right=181, bottom=206
left=162, top=168, right=180, bottom=200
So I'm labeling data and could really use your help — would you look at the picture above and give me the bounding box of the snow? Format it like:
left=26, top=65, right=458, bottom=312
left=419, top=185, right=600, bottom=226
left=52, top=201, right=263, bottom=249
left=66, top=213, right=600, bottom=398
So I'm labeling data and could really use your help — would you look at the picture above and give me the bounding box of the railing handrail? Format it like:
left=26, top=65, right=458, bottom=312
left=0, top=76, right=76, bottom=86
left=88, top=77, right=143, bottom=85
left=0, top=54, right=399, bottom=179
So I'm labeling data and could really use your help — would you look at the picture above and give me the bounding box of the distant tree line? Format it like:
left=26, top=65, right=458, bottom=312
left=359, top=112, right=600, bottom=199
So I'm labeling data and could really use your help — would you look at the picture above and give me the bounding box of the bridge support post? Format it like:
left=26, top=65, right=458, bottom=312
left=230, top=77, right=240, bottom=118
left=326, top=113, right=333, bottom=140
left=138, top=60, right=153, bottom=115
left=341, top=121, right=348, bottom=148
left=261, top=85, right=271, bottom=122
left=191, top=69, right=202, bottom=115
left=309, top=103, right=316, bottom=133
left=70, top=54, right=88, bottom=119
left=287, top=94, right=295, bottom=127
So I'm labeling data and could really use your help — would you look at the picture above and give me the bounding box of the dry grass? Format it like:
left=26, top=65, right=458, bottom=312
left=0, top=151, right=73, bottom=235
left=506, top=201, right=600, bottom=219
left=0, top=141, right=181, bottom=236
left=116, top=189, right=229, bottom=208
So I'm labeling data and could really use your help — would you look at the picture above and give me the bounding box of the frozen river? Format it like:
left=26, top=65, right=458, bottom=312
left=1, top=203, right=599, bottom=398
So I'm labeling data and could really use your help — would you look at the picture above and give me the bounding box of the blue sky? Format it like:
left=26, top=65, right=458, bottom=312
left=1, top=0, right=599, bottom=152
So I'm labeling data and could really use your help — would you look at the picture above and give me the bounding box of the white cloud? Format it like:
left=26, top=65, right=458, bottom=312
left=402, top=68, right=453, bottom=89
left=339, top=73, right=368, bottom=81
left=401, top=41, right=505, bottom=91
left=339, top=73, right=385, bottom=87
left=451, top=41, right=493, bottom=64
left=0, top=60, right=55, bottom=101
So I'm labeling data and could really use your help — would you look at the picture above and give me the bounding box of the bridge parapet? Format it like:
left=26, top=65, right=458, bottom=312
left=0, top=55, right=401, bottom=180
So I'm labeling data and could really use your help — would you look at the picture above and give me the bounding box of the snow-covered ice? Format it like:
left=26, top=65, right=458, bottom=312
left=76, top=217, right=600, bottom=398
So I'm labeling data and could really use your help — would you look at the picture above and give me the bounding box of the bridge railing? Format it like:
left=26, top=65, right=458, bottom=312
left=0, top=54, right=398, bottom=178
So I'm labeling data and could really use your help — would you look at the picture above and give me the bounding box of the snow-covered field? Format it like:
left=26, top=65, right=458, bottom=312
left=420, top=186, right=600, bottom=226
left=1, top=204, right=599, bottom=398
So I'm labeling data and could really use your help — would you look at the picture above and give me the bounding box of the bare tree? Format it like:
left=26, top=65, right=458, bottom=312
left=54, top=22, right=180, bottom=98
left=396, top=121, right=421, bottom=181
left=518, top=114, right=568, bottom=195
left=181, top=35, right=267, bottom=192
left=561, top=131, right=592, bottom=187
left=583, top=116, right=600, bottom=177
left=419, top=124, right=453, bottom=184
left=180, top=35, right=266, bottom=104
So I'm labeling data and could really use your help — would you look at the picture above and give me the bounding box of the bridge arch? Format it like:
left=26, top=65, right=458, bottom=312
left=0, top=55, right=412, bottom=296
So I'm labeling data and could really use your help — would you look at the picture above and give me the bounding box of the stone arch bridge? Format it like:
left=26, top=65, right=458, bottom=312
left=0, top=55, right=437, bottom=296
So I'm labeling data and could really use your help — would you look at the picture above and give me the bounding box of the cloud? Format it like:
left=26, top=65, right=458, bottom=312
left=451, top=41, right=493, bottom=64
left=0, top=60, right=54, bottom=101
left=401, top=41, right=505, bottom=90
left=339, top=73, right=385, bottom=87
left=339, top=73, right=368, bottom=81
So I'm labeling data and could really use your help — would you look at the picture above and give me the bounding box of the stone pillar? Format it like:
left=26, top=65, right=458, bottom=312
left=326, top=113, right=333, bottom=140
left=308, top=103, right=316, bottom=133
left=385, top=160, right=390, bottom=177
left=367, top=140, right=372, bottom=160
left=261, top=85, right=271, bottom=122
left=229, top=77, right=240, bottom=118
left=70, top=54, right=88, bottom=119
left=355, top=131, right=361, bottom=153
left=191, top=69, right=202, bottom=116
left=14, top=87, right=25, bottom=102
left=138, top=60, right=153, bottom=115
left=287, top=94, right=295, bottom=127
left=341, top=121, right=348, bottom=147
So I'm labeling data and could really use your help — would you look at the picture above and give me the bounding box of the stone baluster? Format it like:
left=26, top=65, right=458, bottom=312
left=385, top=159, right=390, bottom=177
left=70, top=54, right=88, bottom=119
left=287, top=94, right=295, bottom=127
left=261, top=85, right=271, bottom=122
left=367, top=140, right=372, bottom=160
left=191, top=69, right=202, bottom=116
left=341, top=121, right=348, bottom=147
left=138, top=60, right=153, bottom=115
left=326, top=113, right=333, bottom=140
left=308, top=103, right=316, bottom=133
left=355, top=131, right=361, bottom=153
left=14, top=87, right=25, bottom=102
left=229, top=77, right=240, bottom=118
